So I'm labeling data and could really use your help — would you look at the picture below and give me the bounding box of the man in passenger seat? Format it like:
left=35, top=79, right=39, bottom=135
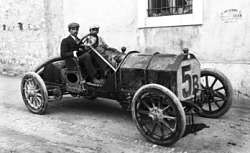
left=88, top=25, right=123, bottom=67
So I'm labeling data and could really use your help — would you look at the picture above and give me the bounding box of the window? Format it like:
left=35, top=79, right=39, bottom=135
left=148, top=0, right=193, bottom=17
left=138, top=0, right=203, bottom=28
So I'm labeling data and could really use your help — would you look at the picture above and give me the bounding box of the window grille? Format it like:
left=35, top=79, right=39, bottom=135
left=148, top=0, right=193, bottom=17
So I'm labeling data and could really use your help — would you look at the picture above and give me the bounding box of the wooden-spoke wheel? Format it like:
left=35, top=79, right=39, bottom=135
left=198, top=68, right=233, bottom=118
left=132, top=84, right=186, bottom=146
left=21, top=72, right=48, bottom=114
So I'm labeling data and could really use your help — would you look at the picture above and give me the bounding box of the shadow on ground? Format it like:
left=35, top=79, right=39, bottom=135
left=48, top=96, right=210, bottom=138
left=47, top=97, right=132, bottom=119
left=183, top=123, right=210, bottom=137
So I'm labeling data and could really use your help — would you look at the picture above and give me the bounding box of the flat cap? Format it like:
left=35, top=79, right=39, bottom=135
left=89, top=24, right=100, bottom=30
left=68, top=22, right=80, bottom=29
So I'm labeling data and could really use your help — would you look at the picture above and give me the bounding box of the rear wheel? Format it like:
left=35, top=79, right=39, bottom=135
left=132, top=84, right=186, bottom=146
left=197, top=68, right=233, bottom=118
left=21, top=72, right=48, bottom=114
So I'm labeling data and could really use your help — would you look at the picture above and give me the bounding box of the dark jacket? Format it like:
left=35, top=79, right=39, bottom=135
left=60, top=35, right=80, bottom=68
left=60, top=35, right=79, bottom=59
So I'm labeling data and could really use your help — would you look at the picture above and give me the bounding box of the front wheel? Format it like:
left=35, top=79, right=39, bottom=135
left=21, top=72, right=48, bottom=114
left=197, top=68, right=233, bottom=118
left=132, top=84, right=186, bottom=146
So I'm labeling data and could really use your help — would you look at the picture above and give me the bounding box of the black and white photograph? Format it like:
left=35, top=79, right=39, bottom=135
left=0, top=0, right=249, bottom=152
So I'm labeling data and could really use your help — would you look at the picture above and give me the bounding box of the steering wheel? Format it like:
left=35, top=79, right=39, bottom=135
left=78, top=34, right=98, bottom=47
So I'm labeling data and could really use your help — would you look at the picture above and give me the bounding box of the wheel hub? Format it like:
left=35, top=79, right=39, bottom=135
left=149, top=107, right=164, bottom=121
left=27, top=89, right=35, bottom=96
left=203, top=88, right=215, bottom=101
left=26, top=84, right=38, bottom=96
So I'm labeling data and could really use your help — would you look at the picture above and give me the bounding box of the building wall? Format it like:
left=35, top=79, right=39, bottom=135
left=138, top=0, right=250, bottom=98
left=0, top=0, right=63, bottom=75
left=44, top=0, right=64, bottom=57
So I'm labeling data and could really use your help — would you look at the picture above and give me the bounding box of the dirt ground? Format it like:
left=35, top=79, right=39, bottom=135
left=0, top=75, right=250, bottom=153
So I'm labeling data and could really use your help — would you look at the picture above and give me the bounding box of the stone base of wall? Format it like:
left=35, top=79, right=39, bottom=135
left=201, top=62, right=250, bottom=98
left=0, top=64, right=27, bottom=77
left=233, top=91, right=250, bottom=108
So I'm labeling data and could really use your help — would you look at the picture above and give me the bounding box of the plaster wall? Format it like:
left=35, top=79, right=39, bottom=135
left=0, top=0, right=63, bottom=75
left=0, top=0, right=46, bottom=74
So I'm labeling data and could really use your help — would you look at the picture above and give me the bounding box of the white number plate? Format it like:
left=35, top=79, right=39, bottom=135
left=177, top=59, right=200, bottom=101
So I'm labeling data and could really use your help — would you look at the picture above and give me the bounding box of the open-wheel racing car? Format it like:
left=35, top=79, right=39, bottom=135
left=21, top=35, right=233, bottom=146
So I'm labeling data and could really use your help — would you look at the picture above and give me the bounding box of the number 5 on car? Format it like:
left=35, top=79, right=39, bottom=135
left=177, top=59, right=201, bottom=101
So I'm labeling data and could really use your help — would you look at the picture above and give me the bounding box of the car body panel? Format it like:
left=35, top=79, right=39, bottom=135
left=119, top=53, right=200, bottom=101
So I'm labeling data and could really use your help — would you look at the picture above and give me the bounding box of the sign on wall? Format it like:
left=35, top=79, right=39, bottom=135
left=220, top=9, right=242, bottom=23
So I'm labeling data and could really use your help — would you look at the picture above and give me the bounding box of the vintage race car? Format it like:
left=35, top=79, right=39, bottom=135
left=20, top=36, right=233, bottom=146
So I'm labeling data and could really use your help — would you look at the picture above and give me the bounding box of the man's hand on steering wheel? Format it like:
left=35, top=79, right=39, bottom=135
left=78, top=33, right=98, bottom=47
left=77, top=33, right=89, bottom=45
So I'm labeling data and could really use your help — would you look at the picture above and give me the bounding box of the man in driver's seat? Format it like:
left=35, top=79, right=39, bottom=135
left=60, top=22, right=104, bottom=85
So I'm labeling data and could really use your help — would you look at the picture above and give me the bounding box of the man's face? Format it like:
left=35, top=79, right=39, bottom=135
left=90, top=28, right=99, bottom=35
left=69, top=27, right=79, bottom=37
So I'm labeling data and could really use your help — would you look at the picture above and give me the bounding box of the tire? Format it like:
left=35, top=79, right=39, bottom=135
left=197, top=68, right=233, bottom=118
left=131, top=84, right=186, bottom=146
left=21, top=72, right=48, bottom=114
